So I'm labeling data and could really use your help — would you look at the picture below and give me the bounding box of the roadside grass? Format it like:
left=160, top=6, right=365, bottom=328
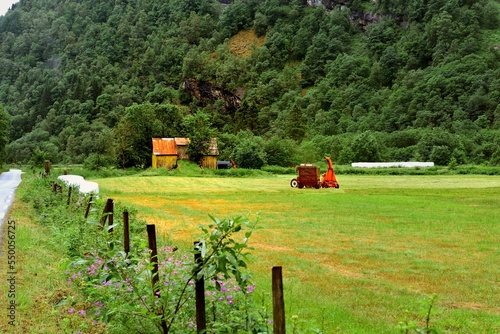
left=0, top=177, right=106, bottom=333
left=94, top=174, right=500, bottom=333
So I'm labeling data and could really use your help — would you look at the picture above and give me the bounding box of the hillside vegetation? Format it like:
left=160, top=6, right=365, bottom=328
left=0, top=0, right=500, bottom=168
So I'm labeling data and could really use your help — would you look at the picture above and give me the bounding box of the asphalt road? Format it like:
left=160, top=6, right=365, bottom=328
left=0, top=169, right=23, bottom=225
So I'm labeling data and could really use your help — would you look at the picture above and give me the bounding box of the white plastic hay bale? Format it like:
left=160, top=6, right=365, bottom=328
left=57, top=175, right=99, bottom=194
left=351, top=162, right=435, bottom=168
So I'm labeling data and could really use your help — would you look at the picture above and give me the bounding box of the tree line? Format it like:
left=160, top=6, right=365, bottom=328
left=0, top=0, right=499, bottom=168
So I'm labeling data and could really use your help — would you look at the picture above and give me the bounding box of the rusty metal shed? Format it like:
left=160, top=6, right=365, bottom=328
left=152, top=138, right=178, bottom=169
left=201, top=138, right=219, bottom=169
left=152, top=137, right=220, bottom=169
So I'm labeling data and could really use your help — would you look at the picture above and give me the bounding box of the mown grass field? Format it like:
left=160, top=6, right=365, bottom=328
left=95, top=173, right=500, bottom=333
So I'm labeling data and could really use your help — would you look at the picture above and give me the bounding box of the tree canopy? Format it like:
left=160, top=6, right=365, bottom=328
left=0, top=0, right=499, bottom=167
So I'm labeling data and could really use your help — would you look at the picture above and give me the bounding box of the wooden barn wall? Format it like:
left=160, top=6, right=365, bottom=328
left=152, top=155, right=177, bottom=169
left=201, top=156, right=217, bottom=169
left=177, top=146, right=189, bottom=160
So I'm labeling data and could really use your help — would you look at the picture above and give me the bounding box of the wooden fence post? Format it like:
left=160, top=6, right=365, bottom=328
left=100, top=198, right=113, bottom=228
left=108, top=200, right=114, bottom=233
left=272, top=266, right=286, bottom=334
left=66, top=186, right=72, bottom=206
left=147, top=224, right=168, bottom=333
left=51, top=182, right=62, bottom=194
left=84, top=195, right=93, bottom=219
left=123, top=211, right=130, bottom=255
left=194, top=241, right=206, bottom=333
left=44, top=160, right=51, bottom=176
left=147, top=224, right=159, bottom=293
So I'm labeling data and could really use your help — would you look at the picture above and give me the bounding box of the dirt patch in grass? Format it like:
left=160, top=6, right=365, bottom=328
left=118, top=193, right=290, bottom=219
left=176, top=198, right=237, bottom=212
left=252, top=242, right=292, bottom=253
left=228, top=30, right=265, bottom=58
left=323, top=262, right=365, bottom=279
left=449, top=302, right=500, bottom=314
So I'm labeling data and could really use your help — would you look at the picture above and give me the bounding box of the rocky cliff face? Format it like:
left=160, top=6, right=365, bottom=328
left=182, top=79, right=241, bottom=114
left=218, top=0, right=381, bottom=28
left=184, top=1, right=380, bottom=106
left=306, top=0, right=349, bottom=10
left=306, top=0, right=382, bottom=27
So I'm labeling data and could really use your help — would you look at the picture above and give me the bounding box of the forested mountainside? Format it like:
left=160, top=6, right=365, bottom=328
left=0, top=0, right=499, bottom=168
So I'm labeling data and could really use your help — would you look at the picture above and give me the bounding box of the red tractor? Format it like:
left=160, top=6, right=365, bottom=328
left=290, top=156, right=339, bottom=189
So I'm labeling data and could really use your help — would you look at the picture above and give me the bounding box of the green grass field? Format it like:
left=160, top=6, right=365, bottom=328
left=95, top=174, right=500, bottom=333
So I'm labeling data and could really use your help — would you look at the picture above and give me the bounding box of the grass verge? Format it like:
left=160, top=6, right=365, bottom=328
left=0, top=177, right=99, bottom=333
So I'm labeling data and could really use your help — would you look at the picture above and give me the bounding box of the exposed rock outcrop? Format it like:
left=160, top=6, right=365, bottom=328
left=307, top=0, right=382, bottom=28
left=350, top=10, right=382, bottom=28
left=182, top=79, right=241, bottom=114
left=307, top=0, right=349, bottom=10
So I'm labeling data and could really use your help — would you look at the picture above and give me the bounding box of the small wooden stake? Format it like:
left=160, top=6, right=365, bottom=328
left=66, top=186, right=72, bottom=205
left=84, top=195, right=93, bottom=219
left=44, top=160, right=51, bottom=176
left=123, top=211, right=130, bottom=255
left=147, top=224, right=167, bottom=333
left=194, top=241, right=206, bottom=333
left=147, top=224, right=159, bottom=293
left=100, top=198, right=113, bottom=228
left=108, top=200, right=114, bottom=233
left=272, top=266, right=286, bottom=334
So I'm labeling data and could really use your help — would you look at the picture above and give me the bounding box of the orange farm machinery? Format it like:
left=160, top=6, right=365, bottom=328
left=290, top=157, right=339, bottom=189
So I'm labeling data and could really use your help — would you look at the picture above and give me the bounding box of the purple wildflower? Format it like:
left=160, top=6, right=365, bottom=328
left=247, top=284, right=256, bottom=294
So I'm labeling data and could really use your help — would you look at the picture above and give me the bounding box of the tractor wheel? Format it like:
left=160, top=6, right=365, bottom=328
left=290, top=179, right=298, bottom=188
left=298, top=182, right=304, bottom=189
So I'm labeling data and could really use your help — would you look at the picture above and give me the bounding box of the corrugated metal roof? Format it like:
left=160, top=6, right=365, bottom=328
left=175, top=138, right=190, bottom=146
left=152, top=138, right=177, bottom=156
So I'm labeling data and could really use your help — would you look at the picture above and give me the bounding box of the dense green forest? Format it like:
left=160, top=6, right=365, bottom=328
left=0, top=0, right=499, bottom=168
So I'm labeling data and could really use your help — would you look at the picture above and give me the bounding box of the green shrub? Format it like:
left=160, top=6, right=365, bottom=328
left=261, top=165, right=296, bottom=175
left=349, top=131, right=383, bottom=162
left=233, top=136, right=267, bottom=169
